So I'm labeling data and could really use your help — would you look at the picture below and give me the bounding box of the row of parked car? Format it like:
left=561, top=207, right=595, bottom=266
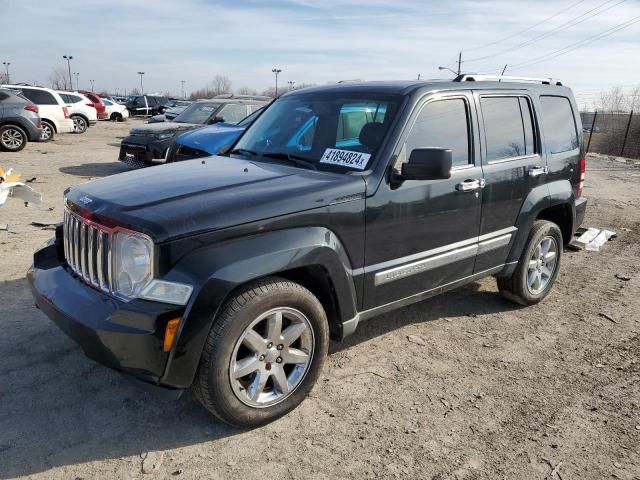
left=0, top=84, right=131, bottom=152
left=118, top=95, right=271, bottom=167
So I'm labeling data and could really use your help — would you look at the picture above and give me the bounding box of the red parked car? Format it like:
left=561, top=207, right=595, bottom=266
left=78, top=90, right=107, bottom=120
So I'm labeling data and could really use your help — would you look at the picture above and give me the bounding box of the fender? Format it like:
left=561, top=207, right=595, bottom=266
left=502, top=179, right=575, bottom=273
left=159, top=226, right=359, bottom=388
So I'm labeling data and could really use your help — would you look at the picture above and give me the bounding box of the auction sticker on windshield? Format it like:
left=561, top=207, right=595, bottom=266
left=319, top=148, right=371, bottom=170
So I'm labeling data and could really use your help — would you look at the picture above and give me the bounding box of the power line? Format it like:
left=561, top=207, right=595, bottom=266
left=508, top=15, right=640, bottom=70
left=465, top=0, right=586, bottom=52
left=465, top=0, right=626, bottom=63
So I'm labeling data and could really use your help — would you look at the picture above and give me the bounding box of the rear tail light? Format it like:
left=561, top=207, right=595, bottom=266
left=63, top=106, right=70, bottom=119
left=577, top=156, right=586, bottom=197
left=86, top=103, right=96, bottom=108
left=23, top=104, right=39, bottom=113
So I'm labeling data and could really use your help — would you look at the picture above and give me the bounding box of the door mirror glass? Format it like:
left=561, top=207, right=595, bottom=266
left=399, top=148, right=452, bottom=181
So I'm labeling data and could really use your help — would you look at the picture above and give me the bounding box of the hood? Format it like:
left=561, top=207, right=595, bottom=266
left=65, top=156, right=366, bottom=243
left=177, top=123, right=245, bottom=153
left=130, top=122, right=199, bottom=135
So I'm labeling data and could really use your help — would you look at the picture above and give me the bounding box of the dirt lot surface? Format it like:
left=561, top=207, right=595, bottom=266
left=1, top=122, right=639, bottom=480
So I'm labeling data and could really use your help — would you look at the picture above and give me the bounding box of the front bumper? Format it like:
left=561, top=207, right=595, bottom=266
left=118, top=135, right=174, bottom=164
left=27, top=239, right=184, bottom=388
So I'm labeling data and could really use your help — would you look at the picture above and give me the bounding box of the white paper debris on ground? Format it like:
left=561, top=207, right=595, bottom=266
left=0, top=166, right=43, bottom=207
left=575, top=227, right=616, bottom=252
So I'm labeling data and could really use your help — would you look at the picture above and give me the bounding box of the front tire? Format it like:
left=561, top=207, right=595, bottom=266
left=0, top=124, right=28, bottom=152
left=40, top=120, right=55, bottom=142
left=193, top=277, right=329, bottom=428
left=498, top=220, right=562, bottom=305
left=71, top=115, right=88, bottom=134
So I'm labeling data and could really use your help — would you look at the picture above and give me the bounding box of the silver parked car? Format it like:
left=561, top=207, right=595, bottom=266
left=0, top=88, right=43, bottom=152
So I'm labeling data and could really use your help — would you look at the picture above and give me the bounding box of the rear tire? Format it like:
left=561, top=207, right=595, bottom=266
left=71, top=115, right=88, bottom=134
left=193, top=277, right=329, bottom=428
left=497, top=220, right=563, bottom=305
left=40, top=120, right=55, bottom=142
left=0, top=124, right=28, bottom=152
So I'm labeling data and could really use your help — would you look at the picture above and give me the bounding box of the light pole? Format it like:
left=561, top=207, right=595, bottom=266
left=63, top=55, right=73, bottom=89
left=181, top=80, right=185, bottom=99
left=271, top=68, right=282, bottom=96
left=73, top=72, right=79, bottom=90
left=417, top=73, right=421, bottom=80
left=89, top=79, right=95, bottom=91
left=137, top=71, right=145, bottom=94
left=2, top=62, right=10, bottom=83
left=287, top=80, right=295, bottom=91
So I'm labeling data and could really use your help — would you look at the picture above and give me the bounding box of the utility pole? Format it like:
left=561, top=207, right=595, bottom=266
left=272, top=68, right=282, bottom=97
left=2, top=62, right=10, bottom=83
left=137, top=71, right=145, bottom=94
left=287, top=80, right=295, bottom=91
left=457, top=51, right=462, bottom=75
left=181, top=80, right=185, bottom=99
left=89, top=79, right=95, bottom=91
left=63, top=55, right=73, bottom=89
left=417, top=73, right=421, bottom=80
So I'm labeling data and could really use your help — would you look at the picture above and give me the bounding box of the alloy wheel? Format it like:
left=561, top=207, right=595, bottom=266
left=41, top=124, right=52, bottom=140
left=527, top=235, right=558, bottom=295
left=229, top=307, right=314, bottom=408
left=1, top=127, right=24, bottom=150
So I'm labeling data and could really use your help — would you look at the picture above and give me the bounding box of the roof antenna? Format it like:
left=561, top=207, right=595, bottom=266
left=499, top=64, right=508, bottom=82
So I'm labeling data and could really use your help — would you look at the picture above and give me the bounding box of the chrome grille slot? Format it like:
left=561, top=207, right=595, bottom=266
left=63, top=208, right=112, bottom=293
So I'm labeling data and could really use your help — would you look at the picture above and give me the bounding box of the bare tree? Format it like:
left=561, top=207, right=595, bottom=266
left=211, top=75, right=232, bottom=95
left=598, top=86, right=627, bottom=113
left=48, top=67, right=70, bottom=90
left=626, top=85, right=640, bottom=112
left=0, top=72, right=9, bottom=84
left=237, top=86, right=258, bottom=95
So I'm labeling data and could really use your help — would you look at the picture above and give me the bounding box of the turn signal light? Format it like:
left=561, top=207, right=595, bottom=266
left=163, top=317, right=182, bottom=353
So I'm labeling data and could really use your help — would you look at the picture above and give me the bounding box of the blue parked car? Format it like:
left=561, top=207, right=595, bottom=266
left=167, top=108, right=263, bottom=162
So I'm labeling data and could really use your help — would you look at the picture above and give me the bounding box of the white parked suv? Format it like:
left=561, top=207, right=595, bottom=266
left=57, top=92, right=98, bottom=134
left=0, top=85, right=74, bottom=141
left=102, top=98, right=129, bottom=122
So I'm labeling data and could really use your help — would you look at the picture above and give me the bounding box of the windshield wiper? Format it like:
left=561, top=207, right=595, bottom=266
left=229, top=148, right=258, bottom=158
left=261, top=152, right=318, bottom=170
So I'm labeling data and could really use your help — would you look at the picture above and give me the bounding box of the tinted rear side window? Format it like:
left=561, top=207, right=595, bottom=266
left=21, top=89, right=58, bottom=105
left=539, top=96, right=578, bottom=153
left=405, top=98, right=471, bottom=167
left=481, top=96, right=536, bottom=161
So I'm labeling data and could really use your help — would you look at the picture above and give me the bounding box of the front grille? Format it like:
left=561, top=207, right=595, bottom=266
left=63, top=209, right=112, bottom=292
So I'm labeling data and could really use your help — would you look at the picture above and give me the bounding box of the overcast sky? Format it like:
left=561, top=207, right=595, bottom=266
left=1, top=0, right=638, bottom=106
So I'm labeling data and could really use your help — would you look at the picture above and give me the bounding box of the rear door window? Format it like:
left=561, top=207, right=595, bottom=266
left=480, top=96, right=536, bottom=161
left=539, top=96, right=579, bottom=153
left=20, top=88, right=58, bottom=105
left=405, top=98, right=471, bottom=167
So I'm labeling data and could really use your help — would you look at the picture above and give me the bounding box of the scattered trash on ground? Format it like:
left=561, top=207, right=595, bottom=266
left=573, top=227, right=616, bottom=252
left=29, top=221, right=57, bottom=230
left=0, top=167, right=43, bottom=207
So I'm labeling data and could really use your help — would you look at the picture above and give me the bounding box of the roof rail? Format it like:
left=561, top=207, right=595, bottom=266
left=454, top=74, right=563, bottom=86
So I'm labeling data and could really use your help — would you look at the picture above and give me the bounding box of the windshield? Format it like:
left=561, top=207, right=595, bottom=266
left=232, top=93, right=399, bottom=171
left=174, top=102, right=221, bottom=124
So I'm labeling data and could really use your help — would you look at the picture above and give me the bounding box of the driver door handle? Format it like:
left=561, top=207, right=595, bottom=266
left=456, top=178, right=485, bottom=192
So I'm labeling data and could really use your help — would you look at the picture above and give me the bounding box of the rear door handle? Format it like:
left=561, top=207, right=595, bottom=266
left=456, top=178, right=485, bottom=192
left=528, top=166, right=548, bottom=177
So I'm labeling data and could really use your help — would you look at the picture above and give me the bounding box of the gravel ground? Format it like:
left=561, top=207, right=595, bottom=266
left=0, top=122, right=639, bottom=480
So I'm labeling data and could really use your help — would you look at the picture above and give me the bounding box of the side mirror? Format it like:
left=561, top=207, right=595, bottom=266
left=397, top=148, right=452, bottom=182
left=211, top=116, right=224, bottom=124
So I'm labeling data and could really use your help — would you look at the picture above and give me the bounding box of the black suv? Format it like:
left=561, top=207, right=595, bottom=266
left=118, top=98, right=269, bottom=167
left=126, top=95, right=169, bottom=117
left=28, top=75, right=587, bottom=427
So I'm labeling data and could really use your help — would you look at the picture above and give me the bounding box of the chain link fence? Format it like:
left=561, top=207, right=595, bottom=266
left=581, top=111, right=640, bottom=159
